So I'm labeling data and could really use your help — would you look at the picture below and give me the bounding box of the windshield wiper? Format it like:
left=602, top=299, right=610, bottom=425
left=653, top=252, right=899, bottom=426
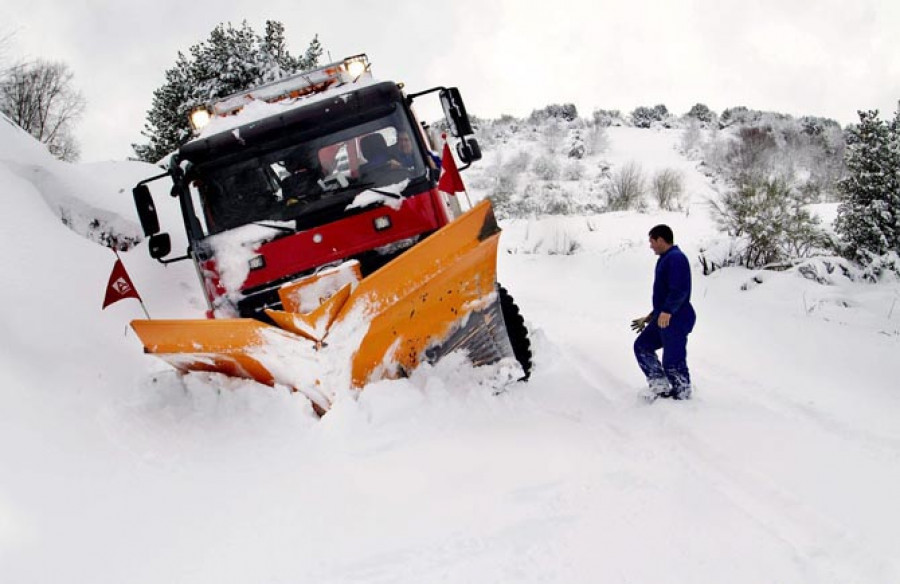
left=323, top=180, right=374, bottom=195
left=367, top=187, right=404, bottom=199
left=251, top=221, right=296, bottom=233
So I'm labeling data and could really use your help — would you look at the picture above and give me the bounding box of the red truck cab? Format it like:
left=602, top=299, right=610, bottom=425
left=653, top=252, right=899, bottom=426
left=132, top=55, right=481, bottom=321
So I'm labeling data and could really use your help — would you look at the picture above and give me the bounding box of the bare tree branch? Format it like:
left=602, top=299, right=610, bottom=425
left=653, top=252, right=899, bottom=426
left=0, top=59, right=85, bottom=161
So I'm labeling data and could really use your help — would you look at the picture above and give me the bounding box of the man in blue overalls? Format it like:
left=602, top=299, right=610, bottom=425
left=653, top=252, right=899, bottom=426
left=632, top=224, right=696, bottom=401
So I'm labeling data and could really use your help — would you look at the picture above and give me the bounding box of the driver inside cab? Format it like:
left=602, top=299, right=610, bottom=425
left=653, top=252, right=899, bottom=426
left=359, top=128, right=421, bottom=181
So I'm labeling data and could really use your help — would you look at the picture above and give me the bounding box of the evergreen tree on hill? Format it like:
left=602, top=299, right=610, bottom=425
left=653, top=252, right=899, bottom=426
left=834, top=108, right=900, bottom=271
left=686, top=103, right=715, bottom=125
left=133, top=21, right=323, bottom=162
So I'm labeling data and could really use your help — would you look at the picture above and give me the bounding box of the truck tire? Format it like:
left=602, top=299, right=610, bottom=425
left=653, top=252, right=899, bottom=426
left=498, top=285, right=532, bottom=380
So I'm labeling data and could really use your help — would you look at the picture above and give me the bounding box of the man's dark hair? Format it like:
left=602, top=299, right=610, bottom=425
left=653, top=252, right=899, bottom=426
left=649, top=224, right=674, bottom=244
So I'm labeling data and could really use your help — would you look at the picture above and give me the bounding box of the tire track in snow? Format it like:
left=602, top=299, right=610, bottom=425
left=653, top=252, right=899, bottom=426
left=662, top=417, right=899, bottom=582
left=560, top=343, right=900, bottom=581
left=696, top=358, right=900, bottom=456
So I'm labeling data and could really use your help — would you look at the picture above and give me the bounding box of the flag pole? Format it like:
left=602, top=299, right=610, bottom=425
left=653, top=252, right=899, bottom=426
left=113, top=249, right=151, bottom=319
left=137, top=296, right=151, bottom=320
left=461, top=183, right=473, bottom=210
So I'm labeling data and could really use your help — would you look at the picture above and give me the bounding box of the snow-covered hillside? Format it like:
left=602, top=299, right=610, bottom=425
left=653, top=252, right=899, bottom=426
left=2, top=116, right=900, bottom=583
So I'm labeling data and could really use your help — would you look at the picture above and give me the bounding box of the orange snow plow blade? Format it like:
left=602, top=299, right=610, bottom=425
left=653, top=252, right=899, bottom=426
left=342, top=202, right=504, bottom=386
left=131, top=319, right=293, bottom=386
left=130, top=200, right=513, bottom=410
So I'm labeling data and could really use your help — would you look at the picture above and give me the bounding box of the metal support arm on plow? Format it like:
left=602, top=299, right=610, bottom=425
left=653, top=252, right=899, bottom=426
left=130, top=200, right=512, bottom=412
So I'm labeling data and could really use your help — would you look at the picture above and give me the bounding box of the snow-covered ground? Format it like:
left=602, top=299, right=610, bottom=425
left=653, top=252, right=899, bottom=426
left=2, top=116, right=900, bottom=583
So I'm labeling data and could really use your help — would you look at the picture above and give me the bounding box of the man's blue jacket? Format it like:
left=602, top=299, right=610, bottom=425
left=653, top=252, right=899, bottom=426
left=652, top=245, right=696, bottom=330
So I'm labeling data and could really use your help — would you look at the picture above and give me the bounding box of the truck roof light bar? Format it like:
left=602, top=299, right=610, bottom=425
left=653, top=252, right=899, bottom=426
left=193, top=54, right=371, bottom=126
left=188, top=54, right=371, bottom=133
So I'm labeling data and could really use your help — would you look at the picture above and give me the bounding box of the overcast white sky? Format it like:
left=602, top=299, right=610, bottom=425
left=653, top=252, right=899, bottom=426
left=2, top=0, right=899, bottom=162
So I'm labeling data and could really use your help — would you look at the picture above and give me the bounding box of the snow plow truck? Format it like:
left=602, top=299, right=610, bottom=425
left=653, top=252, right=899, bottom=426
left=130, top=54, right=531, bottom=413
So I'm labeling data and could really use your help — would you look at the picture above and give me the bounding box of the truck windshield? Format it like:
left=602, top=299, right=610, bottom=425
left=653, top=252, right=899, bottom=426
left=186, top=109, right=428, bottom=236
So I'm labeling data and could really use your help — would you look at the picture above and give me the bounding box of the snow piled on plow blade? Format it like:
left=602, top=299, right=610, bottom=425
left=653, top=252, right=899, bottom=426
left=129, top=200, right=520, bottom=411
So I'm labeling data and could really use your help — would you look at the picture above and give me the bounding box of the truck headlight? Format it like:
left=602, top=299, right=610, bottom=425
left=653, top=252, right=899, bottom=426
left=344, top=56, right=368, bottom=78
left=248, top=255, right=266, bottom=270
left=189, top=107, right=212, bottom=132
left=373, top=216, right=391, bottom=231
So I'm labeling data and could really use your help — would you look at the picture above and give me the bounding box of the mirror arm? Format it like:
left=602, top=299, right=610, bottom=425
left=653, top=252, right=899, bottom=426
left=156, top=253, right=191, bottom=265
left=135, top=171, right=170, bottom=187
left=404, top=86, right=446, bottom=105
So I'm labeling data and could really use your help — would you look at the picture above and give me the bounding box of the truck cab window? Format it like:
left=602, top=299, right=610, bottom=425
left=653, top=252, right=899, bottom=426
left=185, top=108, right=426, bottom=237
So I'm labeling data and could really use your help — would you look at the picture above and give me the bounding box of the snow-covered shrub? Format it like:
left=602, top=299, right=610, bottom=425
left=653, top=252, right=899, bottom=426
left=562, top=160, right=585, bottom=181
left=497, top=181, right=594, bottom=219
left=594, top=161, right=612, bottom=180
left=541, top=183, right=577, bottom=215
left=529, top=103, right=578, bottom=123
left=719, top=106, right=754, bottom=128
left=709, top=178, right=829, bottom=269
left=484, top=154, right=519, bottom=219
left=592, top=108, right=623, bottom=127
left=630, top=104, right=670, bottom=129
left=505, top=149, right=532, bottom=174
left=795, top=256, right=860, bottom=285
left=506, top=220, right=582, bottom=255
left=652, top=168, right=686, bottom=211
left=719, top=107, right=791, bottom=130
left=520, top=182, right=575, bottom=215
left=568, top=142, right=586, bottom=159
left=567, top=130, right=586, bottom=159
left=604, top=161, right=646, bottom=211
left=531, top=153, right=560, bottom=180
left=697, top=109, right=846, bottom=206
left=856, top=252, right=900, bottom=282
left=726, top=126, right=778, bottom=183
left=543, top=224, right=582, bottom=255
left=685, top=103, right=716, bottom=126
left=799, top=116, right=841, bottom=137
left=490, top=182, right=518, bottom=218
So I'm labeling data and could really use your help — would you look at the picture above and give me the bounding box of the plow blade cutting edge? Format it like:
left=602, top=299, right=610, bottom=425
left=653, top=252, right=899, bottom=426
left=130, top=200, right=518, bottom=411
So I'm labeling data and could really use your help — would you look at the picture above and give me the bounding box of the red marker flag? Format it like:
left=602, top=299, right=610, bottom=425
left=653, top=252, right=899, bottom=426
left=102, top=257, right=142, bottom=310
left=437, top=141, right=465, bottom=195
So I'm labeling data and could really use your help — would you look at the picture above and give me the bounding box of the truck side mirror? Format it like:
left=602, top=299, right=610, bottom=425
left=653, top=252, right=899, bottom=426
left=439, top=87, right=474, bottom=138
left=148, top=233, right=171, bottom=260
left=132, top=184, right=160, bottom=236
left=456, top=137, right=482, bottom=165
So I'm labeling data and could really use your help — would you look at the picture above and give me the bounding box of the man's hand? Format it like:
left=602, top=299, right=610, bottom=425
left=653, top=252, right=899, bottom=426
left=630, top=315, right=650, bottom=333
left=657, top=312, right=671, bottom=328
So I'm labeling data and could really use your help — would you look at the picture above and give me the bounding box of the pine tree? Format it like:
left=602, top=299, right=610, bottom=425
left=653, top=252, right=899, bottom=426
left=132, top=21, right=323, bottom=162
left=834, top=108, right=900, bottom=268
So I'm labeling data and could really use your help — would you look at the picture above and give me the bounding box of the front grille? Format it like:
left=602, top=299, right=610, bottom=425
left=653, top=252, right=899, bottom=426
left=233, top=232, right=433, bottom=323
left=236, top=286, right=284, bottom=323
